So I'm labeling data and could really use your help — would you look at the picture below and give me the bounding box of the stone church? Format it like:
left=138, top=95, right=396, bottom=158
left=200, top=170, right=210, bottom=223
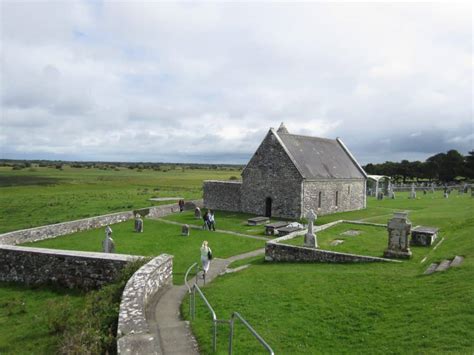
left=203, top=123, right=367, bottom=219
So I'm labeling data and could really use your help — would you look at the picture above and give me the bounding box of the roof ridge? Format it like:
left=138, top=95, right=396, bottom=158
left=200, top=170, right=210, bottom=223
left=278, top=133, right=336, bottom=142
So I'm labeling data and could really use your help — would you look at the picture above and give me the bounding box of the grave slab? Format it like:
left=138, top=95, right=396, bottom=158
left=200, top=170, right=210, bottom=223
left=247, top=216, right=270, bottom=226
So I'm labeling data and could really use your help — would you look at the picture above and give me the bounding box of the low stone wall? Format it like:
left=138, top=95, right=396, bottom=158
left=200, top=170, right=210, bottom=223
left=203, top=180, right=242, bottom=212
left=117, top=254, right=173, bottom=354
left=0, top=199, right=204, bottom=246
left=0, top=245, right=140, bottom=289
left=265, top=242, right=397, bottom=263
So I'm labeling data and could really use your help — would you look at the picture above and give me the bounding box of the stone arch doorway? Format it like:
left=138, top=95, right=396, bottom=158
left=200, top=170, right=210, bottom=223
left=265, top=197, right=272, bottom=217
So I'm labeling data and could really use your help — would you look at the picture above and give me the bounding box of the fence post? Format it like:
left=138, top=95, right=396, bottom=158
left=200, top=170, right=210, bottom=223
left=228, top=316, right=234, bottom=355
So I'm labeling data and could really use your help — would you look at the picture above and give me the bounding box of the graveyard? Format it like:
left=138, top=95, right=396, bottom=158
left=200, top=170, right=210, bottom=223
left=0, top=166, right=472, bottom=353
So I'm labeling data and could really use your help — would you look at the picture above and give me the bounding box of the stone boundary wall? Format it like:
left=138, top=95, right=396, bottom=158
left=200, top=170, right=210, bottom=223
left=0, top=200, right=203, bottom=246
left=203, top=180, right=242, bottom=212
left=0, top=245, right=140, bottom=289
left=265, top=242, right=398, bottom=263
left=266, top=219, right=398, bottom=263
left=117, top=254, right=173, bottom=354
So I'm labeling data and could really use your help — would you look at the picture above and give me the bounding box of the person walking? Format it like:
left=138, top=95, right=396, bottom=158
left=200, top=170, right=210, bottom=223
left=200, top=240, right=212, bottom=279
left=208, top=210, right=216, bottom=231
left=202, top=210, right=209, bottom=230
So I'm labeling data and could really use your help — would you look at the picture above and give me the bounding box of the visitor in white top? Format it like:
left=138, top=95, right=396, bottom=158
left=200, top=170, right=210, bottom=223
left=208, top=210, right=216, bottom=231
left=200, top=240, right=212, bottom=277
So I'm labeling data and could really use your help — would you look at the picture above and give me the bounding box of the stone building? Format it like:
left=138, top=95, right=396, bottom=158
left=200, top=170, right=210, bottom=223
left=203, top=123, right=367, bottom=219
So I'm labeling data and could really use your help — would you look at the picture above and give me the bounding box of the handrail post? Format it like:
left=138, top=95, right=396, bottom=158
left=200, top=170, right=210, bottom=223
left=228, top=316, right=234, bottom=355
left=191, top=285, right=196, bottom=320
left=213, top=319, right=217, bottom=353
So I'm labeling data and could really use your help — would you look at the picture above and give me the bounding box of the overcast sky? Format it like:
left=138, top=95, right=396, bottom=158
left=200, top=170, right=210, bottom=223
left=1, top=1, right=472, bottom=164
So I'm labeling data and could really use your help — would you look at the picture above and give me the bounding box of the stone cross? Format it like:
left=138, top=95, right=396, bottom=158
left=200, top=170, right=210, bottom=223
left=410, top=183, right=416, bottom=199
left=304, top=209, right=318, bottom=248
left=383, top=212, right=412, bottom=259
left=194, top=207, right=201, bottom=219
left=103, top=226, right=115, bottom=253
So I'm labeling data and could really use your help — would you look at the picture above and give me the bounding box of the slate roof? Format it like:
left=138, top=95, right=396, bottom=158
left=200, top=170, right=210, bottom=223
left=276, top=132, right=366, bottom=180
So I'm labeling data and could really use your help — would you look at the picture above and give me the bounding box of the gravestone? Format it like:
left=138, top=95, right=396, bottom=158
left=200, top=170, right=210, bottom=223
left=409, top=183, right=416, bottom=199
left=444, top=192, right=449, bottom=199
left=182, top=224, right=190, bottom=236
left=194, top=207, right=201, bottom=219
left=134, top=214, right=143, bottom=233
left=387, top=181, right=395, bottom=199
left=377, top=191, right=384, bottom=200
left=410, top=226, right=438, bottom=246
left=330, top=239, right=344, bottom=246
left=431, top=183, right=435, bottom=193
left=383, top=212, right=412, bottom=259
left=341, top=230, right=361, bottom=237
left=102, top=226, right=116, bottom=253
left=463, top=184, right=469, bottom=193
left=304, top=209, right=318, bottom=248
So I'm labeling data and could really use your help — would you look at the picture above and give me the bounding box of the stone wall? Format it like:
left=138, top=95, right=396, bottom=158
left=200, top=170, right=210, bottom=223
left=117, top=254, right=173, bottom=354
left=241, top=130, right=303, bottom=218
left=265, top=242, right=397, bottom=263
left=0, top=245, right=140, bottom=289
left=0, top=200, right=203, bottom=246
left=203, top=181, right=242, bottom=212
left=302, top=179, right=366, bottom=216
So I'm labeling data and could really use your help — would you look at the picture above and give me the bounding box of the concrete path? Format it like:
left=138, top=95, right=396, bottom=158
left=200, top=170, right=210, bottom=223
left=147, top=248, right=265, bottom=354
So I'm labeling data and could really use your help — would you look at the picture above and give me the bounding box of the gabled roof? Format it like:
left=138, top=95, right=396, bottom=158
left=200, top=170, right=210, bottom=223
left=275, top=130, right=367, bottom=180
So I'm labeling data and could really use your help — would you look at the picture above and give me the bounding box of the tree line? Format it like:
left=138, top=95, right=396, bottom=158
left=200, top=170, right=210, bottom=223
left=363, top=150, right=474, bottom=183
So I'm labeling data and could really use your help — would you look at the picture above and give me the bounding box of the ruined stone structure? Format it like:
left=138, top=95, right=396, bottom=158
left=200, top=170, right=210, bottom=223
left=204, top=123, right=367, bottom=218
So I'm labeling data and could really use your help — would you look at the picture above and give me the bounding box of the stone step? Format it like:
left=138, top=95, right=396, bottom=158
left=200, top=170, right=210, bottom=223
left=435, top=259, right=451, bottom=272
left=424, top=263, right=439, bottom=275
left=450, top=255, right=464, bottom=267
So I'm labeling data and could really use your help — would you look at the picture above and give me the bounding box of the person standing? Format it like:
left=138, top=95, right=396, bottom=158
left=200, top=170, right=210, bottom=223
left=208, top=210, right=216, bottom=231
left=200, top=240, right=212, bottom=278
left=178, top=199, right=185, bottom=212
left=202, top=210, right=209, bottom=230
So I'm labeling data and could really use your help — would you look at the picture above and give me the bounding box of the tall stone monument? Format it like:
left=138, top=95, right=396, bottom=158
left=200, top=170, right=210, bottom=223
left=387, top=181, right=395, bottom=199
left=409, top=183, right=416, bottom=199
left=103, top=225, right=116, bottom=253
left=304, top=209, right=318, bottom=248
left=383, top=212, right=412, bottom=259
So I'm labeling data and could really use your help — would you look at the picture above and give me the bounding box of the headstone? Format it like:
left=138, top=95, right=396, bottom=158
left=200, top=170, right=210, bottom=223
left=463, top=184, right=469, bottom=193
left=435, top=260, right=451, bottom=272
left=194, top=207, right=201, bottom=219
left=383, top=212, right=412, bottom=259
left=424, top=263, right=438, bottom=275
left=431, top=183, right=435, bottom=193
left=330, top=239, right=344, bottom=246
left=137, top=217, right=143, bottom=232
left=387, top=181, right=395, bottom=199
left=304, top=209, right=318, bottom=248
left=341, top=230, right=361, bottom=237
left=377, top=191, right=384, bottom=200
left=450, top=255, right=464, bottom=267
left=182, top=224, right=190, bottom=236
left=409, top=183, right=416, bottom=199
left=265, top=221, right=289, bottom=236
left=444, top=192, right=449, bottom=199
left=102, top=226, right=115, bottom=253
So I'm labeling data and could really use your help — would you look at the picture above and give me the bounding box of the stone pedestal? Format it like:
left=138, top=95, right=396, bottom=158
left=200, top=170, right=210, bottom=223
left=384, top=212, right=412, bottom=259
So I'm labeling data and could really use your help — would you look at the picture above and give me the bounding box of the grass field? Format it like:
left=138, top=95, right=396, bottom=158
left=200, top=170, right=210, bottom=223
left=0, top=166, right=238, bottom=233
left=0, top=283, right=85, bottom=354
left=24, top=219, right=264, bottom=285
left=182, top=192, right=474, bottom=354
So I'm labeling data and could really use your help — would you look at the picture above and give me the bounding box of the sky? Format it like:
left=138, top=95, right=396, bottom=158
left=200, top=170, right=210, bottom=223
left=0, top=1, right=472, bottom=165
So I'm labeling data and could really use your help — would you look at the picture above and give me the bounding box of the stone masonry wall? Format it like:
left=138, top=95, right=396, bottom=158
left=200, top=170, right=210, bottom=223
left=0, top=245, right=140, bottom=289
left=265, top=242, right=396, bottom=263
left=302, top=179, right=365, bottom=216
left=241, top=130, right=303, bottom=218
left=117, top=254, right=173, bottom=354
left=0, top=200, right=203, bottom=246
left=203, top=180, right=242, bottom=212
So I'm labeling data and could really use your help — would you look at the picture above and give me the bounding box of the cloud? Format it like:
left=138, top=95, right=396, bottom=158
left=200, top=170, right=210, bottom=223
left=0, top=1, right=472, bottom=164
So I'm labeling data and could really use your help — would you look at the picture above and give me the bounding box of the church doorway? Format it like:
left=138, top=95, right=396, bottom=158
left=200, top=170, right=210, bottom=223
left=265, top=197, right=272, bottom=217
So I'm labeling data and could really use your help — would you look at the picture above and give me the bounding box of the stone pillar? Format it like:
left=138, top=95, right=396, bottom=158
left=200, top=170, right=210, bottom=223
left=304, top=209, right=318, bottom=248
left=383, top=212, right=412, bottom=259
left=103, top=226, right=115, bottom=253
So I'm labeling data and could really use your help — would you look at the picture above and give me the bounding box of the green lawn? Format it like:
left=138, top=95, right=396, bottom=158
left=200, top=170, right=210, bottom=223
left=182, top=193, right=474, bottom=354
left=24, top=219, right=264, bottom=285
left=0, top=166, right=239, bottom=233
left=0, top=283, right=85, bottom=354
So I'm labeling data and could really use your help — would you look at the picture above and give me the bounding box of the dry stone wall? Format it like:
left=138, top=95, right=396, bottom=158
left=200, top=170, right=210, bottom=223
left=265, top=242, right=397, bottom=263
left=241, top=131, right=303, bottom=218
left=0, top=245, right=140, bottom=289
left=117, top=254, right=173, bottom=354
left=203, top=180, right=242, bottom=212
left=302, top=179, right=366, bottom=216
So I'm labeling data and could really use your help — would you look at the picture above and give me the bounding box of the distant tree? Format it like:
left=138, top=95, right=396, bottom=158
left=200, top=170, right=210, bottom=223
left=465, top=151, right=474, bottom=179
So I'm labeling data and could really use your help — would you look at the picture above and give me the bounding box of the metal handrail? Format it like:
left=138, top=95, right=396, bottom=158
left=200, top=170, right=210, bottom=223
left=229, top=312, right=274, bottom=355
left=185, top=262, right=198, bottom=294
left=191, top=283, right=218, bottom=352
